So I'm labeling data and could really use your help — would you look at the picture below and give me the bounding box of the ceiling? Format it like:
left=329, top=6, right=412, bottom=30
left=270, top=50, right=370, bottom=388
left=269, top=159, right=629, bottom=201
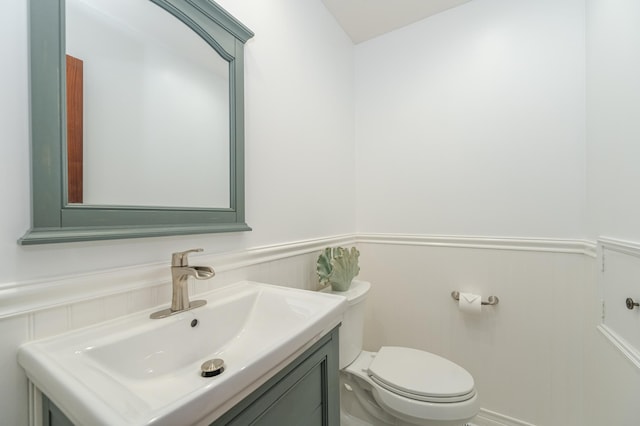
left=321, top=0, right=474, bottom=44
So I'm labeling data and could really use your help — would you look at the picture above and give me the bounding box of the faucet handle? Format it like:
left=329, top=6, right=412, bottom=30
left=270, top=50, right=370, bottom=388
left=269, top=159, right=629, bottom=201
left=171, top=248, right=204, bottom=266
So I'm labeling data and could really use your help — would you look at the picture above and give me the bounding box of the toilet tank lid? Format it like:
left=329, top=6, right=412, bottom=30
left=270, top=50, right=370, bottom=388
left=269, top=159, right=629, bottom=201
left=321, top=280, right=370, bottom=305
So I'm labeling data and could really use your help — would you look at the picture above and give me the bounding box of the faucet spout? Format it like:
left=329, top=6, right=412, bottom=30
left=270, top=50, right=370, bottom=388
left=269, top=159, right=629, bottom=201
left=191, top=266, right=215, bottom=279
left=170, top=265, right=216, bottom=312
left=150, top=249, right=215, bottom=319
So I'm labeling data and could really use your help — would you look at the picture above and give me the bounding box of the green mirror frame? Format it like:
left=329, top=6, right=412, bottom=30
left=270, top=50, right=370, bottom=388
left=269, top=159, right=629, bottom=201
left=20, top=0, right=253, bottom=245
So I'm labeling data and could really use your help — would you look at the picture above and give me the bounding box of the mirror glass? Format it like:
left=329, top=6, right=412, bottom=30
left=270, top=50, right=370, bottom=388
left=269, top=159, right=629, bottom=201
left=66, top=0, right=230, bottom=208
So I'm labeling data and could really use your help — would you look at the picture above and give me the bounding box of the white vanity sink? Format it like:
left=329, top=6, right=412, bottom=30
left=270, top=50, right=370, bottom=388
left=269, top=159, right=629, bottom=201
left=18, top=281, right=347, bottom=426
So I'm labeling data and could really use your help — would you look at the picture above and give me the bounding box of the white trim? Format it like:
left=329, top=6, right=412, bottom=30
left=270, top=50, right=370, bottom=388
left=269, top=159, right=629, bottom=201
left=28, top=383, right=42, bottom=426
left=359, top=233, right=596, bottom=257
left=596, top=237, right=640, bottom=370
left=600, top=236, right=640, bottom=258
left=212, top=234, right=356, bottom=272
left=598, top=323, right=640, bottom=370
left=0, top=262, right=168, bottom=320
left=0, top=234, right=356, bottom=319
left=0, top=233, right=597, bottom=319
left=473, top=408, right=537, bottom=426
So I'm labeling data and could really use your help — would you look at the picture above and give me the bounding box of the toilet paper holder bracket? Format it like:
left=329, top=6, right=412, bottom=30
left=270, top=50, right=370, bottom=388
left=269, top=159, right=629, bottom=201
left=451, top=291, right=499, bottom=306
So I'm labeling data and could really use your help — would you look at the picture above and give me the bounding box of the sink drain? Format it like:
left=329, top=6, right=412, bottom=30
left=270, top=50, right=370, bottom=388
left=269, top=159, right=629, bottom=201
left=201, top=358, right=224, bottom=377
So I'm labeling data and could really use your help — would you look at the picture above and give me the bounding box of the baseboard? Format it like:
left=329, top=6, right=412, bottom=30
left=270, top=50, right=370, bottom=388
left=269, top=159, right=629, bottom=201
left=472, top=408, right=537, bottom=426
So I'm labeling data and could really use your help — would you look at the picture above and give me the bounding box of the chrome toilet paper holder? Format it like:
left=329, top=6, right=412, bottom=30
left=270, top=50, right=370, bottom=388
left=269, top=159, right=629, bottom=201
left=451, top=291, right=499, bottom=306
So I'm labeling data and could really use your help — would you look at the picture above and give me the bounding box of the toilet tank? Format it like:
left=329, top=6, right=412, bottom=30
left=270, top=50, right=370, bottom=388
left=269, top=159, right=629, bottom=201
left=323, top=280, right=370, bottom=368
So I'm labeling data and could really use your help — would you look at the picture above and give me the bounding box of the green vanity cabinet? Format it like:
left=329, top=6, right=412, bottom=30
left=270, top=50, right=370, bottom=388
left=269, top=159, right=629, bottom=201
left=211, top=326, right=340, bottom=426
left=42, top=327, right=340, bottom=426
left=42, top=397, right=74, bottom=426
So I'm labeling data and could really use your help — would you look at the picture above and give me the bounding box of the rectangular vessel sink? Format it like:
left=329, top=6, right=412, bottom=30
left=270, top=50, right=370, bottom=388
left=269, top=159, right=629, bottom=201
left=18, top=281, right=347, bottom=425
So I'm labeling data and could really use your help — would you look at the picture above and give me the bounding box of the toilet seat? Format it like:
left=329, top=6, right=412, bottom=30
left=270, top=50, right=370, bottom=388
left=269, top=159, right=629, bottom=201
left=369, top=375, right=479, bottom=423
left=344, top=349, right=480, bottom=423
left=367, top=347, right=476, bottom=403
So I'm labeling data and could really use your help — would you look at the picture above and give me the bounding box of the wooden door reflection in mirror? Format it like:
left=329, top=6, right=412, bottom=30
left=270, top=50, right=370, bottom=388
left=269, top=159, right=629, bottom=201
left=66, top=54, right=83, bottom=204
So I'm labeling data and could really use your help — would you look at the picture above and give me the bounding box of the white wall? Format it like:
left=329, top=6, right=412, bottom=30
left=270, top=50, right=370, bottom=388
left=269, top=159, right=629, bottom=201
left=355, top=0, right=586, bottom=239
left=0, top=0, right=355, bottom=285
left=350, top=0, right=640, bottom=424
left=357, top=238, right=591, bottom=426
left=584, top=0, right=640, bottom=424
left=221, top=0, right=357, bottom=245
left=4, top=0, right=640, bottom=425
left=0, top=0, right=354, bottom=424
left=351, top=1, right=610, bottom=425
left=586, top=0, right=640, bottom=241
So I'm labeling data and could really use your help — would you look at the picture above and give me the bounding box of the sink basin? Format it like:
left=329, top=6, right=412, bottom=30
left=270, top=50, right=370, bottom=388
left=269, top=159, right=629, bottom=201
left=18, top=281, right=347, bottom=425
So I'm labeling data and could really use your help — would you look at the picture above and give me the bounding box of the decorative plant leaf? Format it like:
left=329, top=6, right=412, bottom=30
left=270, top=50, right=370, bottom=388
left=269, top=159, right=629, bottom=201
left=317, top=247, right=334, bottom=286
left=316, top=246, right=360, bottom=291
left=329, top=247, right=360, bottom=291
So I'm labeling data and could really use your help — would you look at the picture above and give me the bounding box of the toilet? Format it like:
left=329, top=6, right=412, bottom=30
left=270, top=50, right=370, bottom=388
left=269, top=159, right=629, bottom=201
left=326, top=280, right=480, bottom=426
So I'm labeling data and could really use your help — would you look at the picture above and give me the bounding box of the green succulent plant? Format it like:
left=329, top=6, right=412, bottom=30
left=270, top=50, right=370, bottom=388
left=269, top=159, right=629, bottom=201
left=317, top=246, right=360, bottom=291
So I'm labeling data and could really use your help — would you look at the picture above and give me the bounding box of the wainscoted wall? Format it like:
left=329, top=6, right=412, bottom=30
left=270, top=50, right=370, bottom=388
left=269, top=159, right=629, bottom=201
left=357, top=235, right=595, bottom=426
left=2, top=234, right=604, bottom=426
left=583, top=238, right=640, bottom=426
left=0, top=235, right=354, bottom=426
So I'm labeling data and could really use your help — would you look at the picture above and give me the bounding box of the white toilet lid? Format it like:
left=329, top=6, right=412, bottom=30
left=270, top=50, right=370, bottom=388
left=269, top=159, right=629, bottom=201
left=368, top=347, right=475, bottom=403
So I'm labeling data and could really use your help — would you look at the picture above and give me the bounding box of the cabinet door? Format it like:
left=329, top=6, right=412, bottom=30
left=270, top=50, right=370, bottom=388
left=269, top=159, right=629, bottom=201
left=239, top=359, right=324, bottom=426
left=42, top=396, right=74, bottom=426
left=214, top=327, right=340, bottom=426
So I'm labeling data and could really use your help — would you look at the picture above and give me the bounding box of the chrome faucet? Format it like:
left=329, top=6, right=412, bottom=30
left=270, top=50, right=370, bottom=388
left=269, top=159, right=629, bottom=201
left=150, top=249, right=215, bottom=319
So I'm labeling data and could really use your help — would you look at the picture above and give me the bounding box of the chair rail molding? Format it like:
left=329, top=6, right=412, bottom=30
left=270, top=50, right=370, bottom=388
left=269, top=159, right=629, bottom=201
left=599, top=236, right=640, bottom=258
left=358, top=233, right=597, bottom=257
left=1, top=234, right=356, bottom=319
left=2, top=234, right=597, bottom=319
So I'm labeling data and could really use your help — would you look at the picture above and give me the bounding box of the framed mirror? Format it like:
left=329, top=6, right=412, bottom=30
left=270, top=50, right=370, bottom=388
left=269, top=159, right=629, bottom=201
left=20, top=0, right=253, bottom=245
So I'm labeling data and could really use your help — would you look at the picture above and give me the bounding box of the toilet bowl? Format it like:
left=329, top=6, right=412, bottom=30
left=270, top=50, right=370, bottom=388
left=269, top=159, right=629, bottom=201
left=325, top=280, right=480, bottom=426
